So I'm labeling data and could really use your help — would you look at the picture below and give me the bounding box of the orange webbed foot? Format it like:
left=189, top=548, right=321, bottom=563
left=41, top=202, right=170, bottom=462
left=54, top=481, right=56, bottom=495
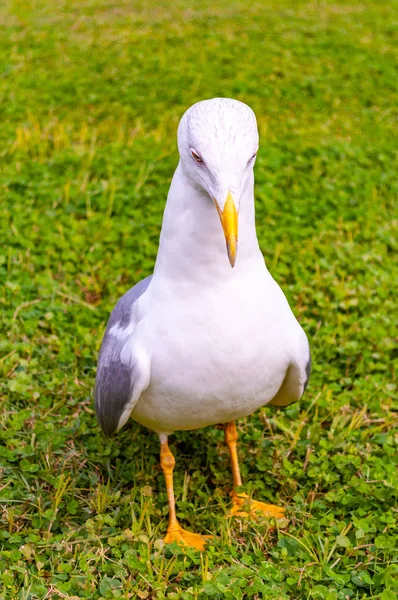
left=164, top=524, right=212, bottom=551
left=227, top=492, right=285, bottom=519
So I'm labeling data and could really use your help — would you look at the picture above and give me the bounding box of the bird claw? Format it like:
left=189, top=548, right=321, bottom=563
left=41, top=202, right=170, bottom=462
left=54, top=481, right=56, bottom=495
left=227, top=492, right=285, bottom=519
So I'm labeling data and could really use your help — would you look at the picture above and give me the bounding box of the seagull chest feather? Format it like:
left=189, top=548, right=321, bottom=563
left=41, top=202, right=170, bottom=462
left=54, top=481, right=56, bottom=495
left=130, top=267, right=306, bottom=433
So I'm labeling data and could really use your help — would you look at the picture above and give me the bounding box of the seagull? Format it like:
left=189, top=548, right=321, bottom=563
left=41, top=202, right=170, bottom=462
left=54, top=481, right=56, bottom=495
left=95, top=98, right=311, bottom=550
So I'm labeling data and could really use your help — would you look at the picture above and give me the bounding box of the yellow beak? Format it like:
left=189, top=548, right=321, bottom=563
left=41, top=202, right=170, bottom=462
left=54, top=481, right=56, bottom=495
left=215, top=191, right=238, bottom=268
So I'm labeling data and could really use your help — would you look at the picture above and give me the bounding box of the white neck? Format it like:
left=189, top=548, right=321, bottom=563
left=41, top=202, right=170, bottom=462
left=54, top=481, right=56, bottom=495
left=152, top=163, right=265, bottom=286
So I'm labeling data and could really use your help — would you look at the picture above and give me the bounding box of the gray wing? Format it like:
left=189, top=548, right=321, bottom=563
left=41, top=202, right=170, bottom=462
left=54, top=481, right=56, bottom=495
left=94, top=275, right=152, bottom=435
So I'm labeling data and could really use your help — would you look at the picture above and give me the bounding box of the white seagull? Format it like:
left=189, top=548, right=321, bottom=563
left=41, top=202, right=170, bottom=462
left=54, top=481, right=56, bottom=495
left=95, top=98, right=311, bottom=550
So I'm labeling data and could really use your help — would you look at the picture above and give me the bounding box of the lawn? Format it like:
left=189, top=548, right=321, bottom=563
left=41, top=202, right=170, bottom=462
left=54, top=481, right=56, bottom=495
left=0, top=0, right=397, bottom=598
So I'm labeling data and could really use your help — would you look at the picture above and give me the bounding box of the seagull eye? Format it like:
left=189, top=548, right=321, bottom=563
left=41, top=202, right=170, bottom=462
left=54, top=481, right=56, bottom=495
left=191, top=150, right=204, bottom=164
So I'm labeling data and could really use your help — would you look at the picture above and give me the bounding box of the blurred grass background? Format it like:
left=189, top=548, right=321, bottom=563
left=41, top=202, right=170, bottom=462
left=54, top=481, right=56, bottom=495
left=0, top=0, right=397, bottom=598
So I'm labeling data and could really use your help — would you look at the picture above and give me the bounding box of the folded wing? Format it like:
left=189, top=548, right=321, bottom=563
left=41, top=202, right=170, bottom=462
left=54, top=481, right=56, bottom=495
left=94, top=276, right=152, bottom=435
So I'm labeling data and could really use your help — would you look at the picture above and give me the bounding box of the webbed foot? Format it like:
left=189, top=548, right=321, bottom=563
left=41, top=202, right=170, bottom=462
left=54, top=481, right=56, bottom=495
left=228, top=492, right=285, bottom=519
left=164, top=524, right=212, bottom=551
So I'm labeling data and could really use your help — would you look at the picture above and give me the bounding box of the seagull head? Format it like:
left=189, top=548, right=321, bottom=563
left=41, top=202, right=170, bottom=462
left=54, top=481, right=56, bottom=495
left=177, top=98, right=259, bottom=268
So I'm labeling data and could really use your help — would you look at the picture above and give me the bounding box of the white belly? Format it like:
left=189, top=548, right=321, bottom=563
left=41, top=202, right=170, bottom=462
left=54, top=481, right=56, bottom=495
left=131, top=278, right=299, bottom=434
left=132, top=354, right=288, bottom=434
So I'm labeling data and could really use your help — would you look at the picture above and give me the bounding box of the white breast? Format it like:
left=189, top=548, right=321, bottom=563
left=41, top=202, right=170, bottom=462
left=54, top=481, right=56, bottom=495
left=131, top=266, right=304, bottom=434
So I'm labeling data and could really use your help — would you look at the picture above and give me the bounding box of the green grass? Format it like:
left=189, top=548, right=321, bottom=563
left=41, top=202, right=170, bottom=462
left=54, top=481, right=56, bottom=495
left=1, top=0, right=397, bottom=598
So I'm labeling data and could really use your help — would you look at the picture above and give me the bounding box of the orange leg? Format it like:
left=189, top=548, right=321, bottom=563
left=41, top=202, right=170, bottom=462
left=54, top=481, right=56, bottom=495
left=160, top=438, right=211, bottom=550
left=224, top=422, right=285, bottom=519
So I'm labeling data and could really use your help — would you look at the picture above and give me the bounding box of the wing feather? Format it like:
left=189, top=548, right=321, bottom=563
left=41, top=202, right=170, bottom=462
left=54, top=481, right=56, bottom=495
left=94, top=276, right=152, bottom=435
